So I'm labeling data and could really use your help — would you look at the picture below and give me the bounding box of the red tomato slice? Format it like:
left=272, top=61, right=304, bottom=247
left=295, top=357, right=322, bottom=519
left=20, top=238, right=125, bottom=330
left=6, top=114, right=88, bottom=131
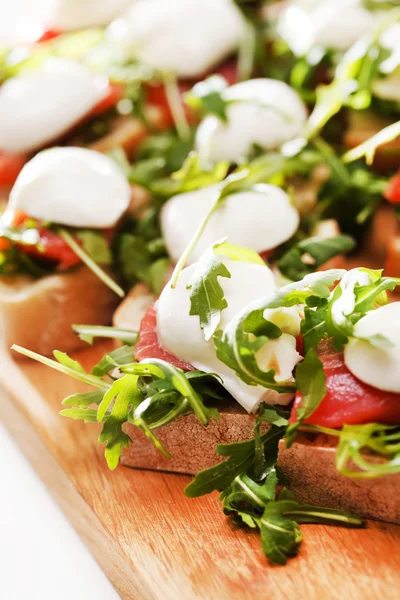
left=290, top=352, right=400, bottom=428
left=384, top=171, right=400, bottom=204
left=135, top=303, right=195, bottom=371
left=22, top=228, right=81, bottom=270
left=36, top=29, right=62, bottom=44
left=0, top=152, right=28, bottom=188
left=90, top=83, right=125, bottom=117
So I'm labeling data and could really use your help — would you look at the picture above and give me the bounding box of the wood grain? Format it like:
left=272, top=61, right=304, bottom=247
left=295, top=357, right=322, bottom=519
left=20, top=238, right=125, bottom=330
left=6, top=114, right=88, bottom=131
left=1, top=342, right=400, bottom=600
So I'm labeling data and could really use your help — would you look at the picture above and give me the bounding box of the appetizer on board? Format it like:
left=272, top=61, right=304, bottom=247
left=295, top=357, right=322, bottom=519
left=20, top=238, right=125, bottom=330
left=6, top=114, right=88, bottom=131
left=4, top=0, right=400, bottom=567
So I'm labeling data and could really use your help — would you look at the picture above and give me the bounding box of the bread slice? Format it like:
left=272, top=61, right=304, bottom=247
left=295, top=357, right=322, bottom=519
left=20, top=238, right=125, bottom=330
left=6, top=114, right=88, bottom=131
left=121, top=409, right=400, bottom=524
left=1, top=265, right=119, bottom=357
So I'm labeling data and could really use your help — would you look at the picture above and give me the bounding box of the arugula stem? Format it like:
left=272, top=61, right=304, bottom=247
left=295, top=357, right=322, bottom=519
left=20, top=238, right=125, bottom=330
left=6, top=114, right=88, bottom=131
left=163, top=72, right=191, bottom=142
left=149, top=397, right=189, bottom=430
left=72, top=324, right=138, bottom=346
left=342, top=120, right=400, bottom=165
left=169, top=188, right=221, bottom=288
left=59, top=228, right=125, bottom=298
left=237, top=20, right=256, bottom=82
left=11, top=345, right=110, bottom=390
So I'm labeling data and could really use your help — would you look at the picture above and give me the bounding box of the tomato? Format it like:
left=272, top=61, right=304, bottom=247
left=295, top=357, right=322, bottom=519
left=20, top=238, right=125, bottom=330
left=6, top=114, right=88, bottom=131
left=22, top=228, right=81, bottom=270
left=0, top=152, right=28, bottom=188
left=90, top=83, right=125, bottom=117
left=290, top=352, right=400, bottom=428
left=135, top=303, right=195, bottom=371
left=145, top=59, right=238, bottom=129
left=36, top=29, right=62, bottom=44
left=384, top=171, right=400, bottom=204
left=9, top=212, right=81, bottom=270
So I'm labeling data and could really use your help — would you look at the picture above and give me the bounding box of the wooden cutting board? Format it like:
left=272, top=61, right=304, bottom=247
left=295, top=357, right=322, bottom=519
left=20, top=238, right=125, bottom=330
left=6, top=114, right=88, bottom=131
left=1, top=341, right=400, bottom=600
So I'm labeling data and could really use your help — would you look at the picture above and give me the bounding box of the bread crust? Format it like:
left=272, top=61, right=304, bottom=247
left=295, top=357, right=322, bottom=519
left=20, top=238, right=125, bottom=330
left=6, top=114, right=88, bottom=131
left=0, top=265, right=119, bottom=357
left=121, top=409, right=400, bottom=524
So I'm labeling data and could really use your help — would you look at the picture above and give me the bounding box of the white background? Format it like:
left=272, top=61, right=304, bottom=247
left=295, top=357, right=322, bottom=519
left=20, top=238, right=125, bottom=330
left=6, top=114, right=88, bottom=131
left=0, top=422, right=120, bottom=600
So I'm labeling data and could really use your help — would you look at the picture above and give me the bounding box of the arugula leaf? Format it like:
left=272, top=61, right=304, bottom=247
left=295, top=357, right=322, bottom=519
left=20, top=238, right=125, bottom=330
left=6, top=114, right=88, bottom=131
left=278, top=235, right=355, bottom=281
left=301, top=298, right=329, bottom=353
left=62, top=390, right=105, bottom=407
left=214, top=270, right=343, bottom=389
left=259, top=504, right=302, bottom=566
left=72, top=324, right=138, bottom=346
left=304, top=10, right=400, bottom=138
left=91, top=345, right=134, bottom=377
left=187, top=246, right=231, bottom=340
left=185, top=75, right=229, bottom=121
left=76, top=230, right=112, bottom=265
left=95, top=375, right=138, bottom=469
left=213, top=241, right=265, bottom=265
left=286, top=350, right=326, bottom=446
left=302, top=422, right=400, bottom=478
left=184, top=427, right=283, bottom=497
left=60, top=407, right=99, bottom=422
left=53, top=350, right=86, bottom=374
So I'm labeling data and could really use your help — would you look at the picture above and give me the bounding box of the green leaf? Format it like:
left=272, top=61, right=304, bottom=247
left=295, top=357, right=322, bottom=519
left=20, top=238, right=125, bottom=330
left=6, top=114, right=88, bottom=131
left=98, top=375, right=139, bottom=470
left=187, top=247, right=231, bottom=340
left=257, top=403, right=290, bottom=428
left=91, top=345, right=134, bottom=377
left=170, top=151, right=229, bottom=194
left=133, top=358, right=218, bottom=426
left=60, top=407, right=99, bottom=422
left=286, top=350, right=326, bottom=446
left=184, top=427, right=283, bottom=497
left=62, top=390, right=105, bottom=407
left=53, top=350, right=86, bottom=374
left=76, top=230, right=112, bottom=265
left=213, top=241, right=265, bottom=265
left=278, top=235, right=355, bottom=281
left=259, top=504, right=302, bottom=566
left=301, top=299, right=328, bottom=353
left=185, top=75, right=229, bottom=121
left=223, top=471, right=278, bottom=512
left=72, top=324, right=138, bottom=346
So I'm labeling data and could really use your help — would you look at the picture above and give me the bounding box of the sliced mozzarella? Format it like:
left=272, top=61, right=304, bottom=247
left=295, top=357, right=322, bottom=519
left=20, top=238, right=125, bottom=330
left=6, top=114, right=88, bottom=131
left=344, top=302, right=400, bottom=393
left=106, top=0, right=246, bottom=79
left=0, top=58, right=108, bottom=153
left=160, top=183, right=300, bottom=264
left=45, top=0, right=132, bottom=30
left=7, top=147, right=131, bottom=228
left=278, top=0, right=376, bottom=55
left=157, top=259, right=301, bottom=412
left=195, top=79, right=307, bottom=163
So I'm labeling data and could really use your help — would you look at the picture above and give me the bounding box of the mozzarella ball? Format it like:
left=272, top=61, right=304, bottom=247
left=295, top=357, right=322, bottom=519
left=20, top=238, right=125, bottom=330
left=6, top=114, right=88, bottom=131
left=344, top=303, right=400, bottom=393
left=45, top=0, right=132, bottom=30
left=106, top=0, right=247, bottom=79
left=160, top=183, right=300, bottom=264
left=7, top=147, right=131, bottom=228
left=278, top=0, right=376, bottom=55
left=195, top=79, right=307, bottom=163
left=157, top=259, right=301, bottom=412
left=0, top=58, right=108, bottom=153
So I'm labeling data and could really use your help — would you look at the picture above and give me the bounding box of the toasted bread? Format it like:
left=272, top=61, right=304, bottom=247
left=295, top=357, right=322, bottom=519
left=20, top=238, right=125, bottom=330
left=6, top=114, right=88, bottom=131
left=1, top=265, right=119, bottom=357
left=121, top=409, right=400, bottom=524
left=113, top=282, right=155, bottom=331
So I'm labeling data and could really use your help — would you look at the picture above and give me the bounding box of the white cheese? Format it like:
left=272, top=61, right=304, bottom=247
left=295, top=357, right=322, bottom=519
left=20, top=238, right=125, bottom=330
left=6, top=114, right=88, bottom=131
left=0, top=58, right=108, bottom=153
left=278, top=0, right=376, bottom=55
left=106, top=0, right=247, bottom=79
left=156, top=259, right=301, bottom=412
left=195, top=79, right=307, bottom=163
left=160, top=183, right=300, bottom=264
left=7, top=147, right=131, bottom=228
left=344, top=302, right=400, bottom=394
left=45, top=0, right=132, bottom=30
